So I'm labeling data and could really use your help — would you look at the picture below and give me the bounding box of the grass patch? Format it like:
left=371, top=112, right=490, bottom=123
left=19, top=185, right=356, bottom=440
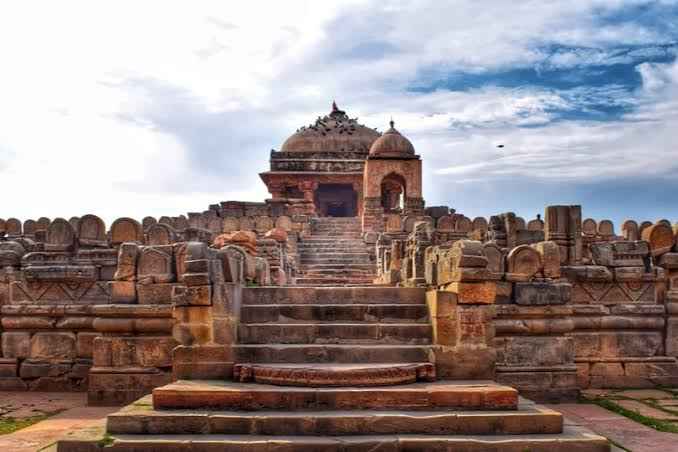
left=97, top=432, right=115, bottom=447
left=0, top=414, right=51, bottom=435
left=588, top=397, right=678, bottom=434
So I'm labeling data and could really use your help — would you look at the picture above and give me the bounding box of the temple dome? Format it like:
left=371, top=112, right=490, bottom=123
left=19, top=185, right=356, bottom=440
left=368, top=120, right=415, bottom=158
left=280, top=102, right=381, bottom=154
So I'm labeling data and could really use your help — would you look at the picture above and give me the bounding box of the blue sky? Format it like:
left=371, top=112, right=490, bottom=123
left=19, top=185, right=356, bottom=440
left=0, top=1, right=677, bottom=229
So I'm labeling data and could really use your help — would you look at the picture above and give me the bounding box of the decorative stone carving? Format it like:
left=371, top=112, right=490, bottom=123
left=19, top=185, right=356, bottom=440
left=482, top=243, right=504, bottom=274
left=175, top=215, right=189, bottom=231
left=114, top=243, right=139, bottom=281
left=45, top=218, right=76, bottom=252
left=507, top=245, right=542, bottom=280
left=137, top=246, right=174, bottom=284
left=515, top=217, right=526, bottom=230
left=598, top=220, right=614, bottom=237
left=68, top=217, right=80, bottom=232
left=544, top=205, right=582, bottom=265
left=642, top=223, right=675, bottom=257
left=6, top=218, right=21, bottom=236
left=111, top=217, right=143, bottom=245
left=590, top=241, right=649, bottom=267
left=531, top=241, right=561, bottom=278
left=582, top=219, right=597, bottom=235
left=436, top=215, right=454, bottom=231
left=147, top=223, right=176, bottom=246
left=36, top=217, right=50, bottom=230
left=142, top=216, right=157, bottom=231
left=472, top=217, right=488, bottom=232
left=456, top=216, right=472, bottom=233
left=622, top=220, right=639, bottom=241
left=23, top=220, right=36, bottom=236
left=78, top=214, right=107, bottom=247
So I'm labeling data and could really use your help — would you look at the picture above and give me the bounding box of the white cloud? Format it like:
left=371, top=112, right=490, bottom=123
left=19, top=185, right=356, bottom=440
left=0, top=0, right=677, bottom=225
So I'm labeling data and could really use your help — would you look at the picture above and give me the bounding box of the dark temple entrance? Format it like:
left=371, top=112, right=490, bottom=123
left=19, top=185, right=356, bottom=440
left=314, top=184, right=357, bottom=217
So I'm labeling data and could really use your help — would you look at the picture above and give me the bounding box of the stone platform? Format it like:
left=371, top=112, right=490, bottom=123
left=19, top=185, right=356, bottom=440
left=56, top=389, right=609, bottom=451
left=152, top=380, right=519, bottom=411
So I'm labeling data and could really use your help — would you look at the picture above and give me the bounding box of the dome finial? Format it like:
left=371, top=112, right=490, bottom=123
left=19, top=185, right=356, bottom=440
left=389, top=117, right=395, bottom=129
left=332, top=100, right=339, bottom=112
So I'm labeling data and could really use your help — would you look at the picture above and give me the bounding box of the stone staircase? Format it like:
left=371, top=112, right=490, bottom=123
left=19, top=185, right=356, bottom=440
left=296, top=217, right=376, bottom=286
left=57, top=286, right=609, bottom=451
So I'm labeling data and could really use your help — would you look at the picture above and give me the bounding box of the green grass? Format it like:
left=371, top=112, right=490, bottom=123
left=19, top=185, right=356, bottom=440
left=589, top=397, right=678, bottom=434
left=97, top=432, right=115, bottom=447
left=0, top=414, right=51, bottom=435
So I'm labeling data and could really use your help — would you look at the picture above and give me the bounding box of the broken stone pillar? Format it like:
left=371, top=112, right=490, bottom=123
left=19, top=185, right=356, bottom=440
left=544, top=205, right=582, bottom=265
left=428, top=240, right=498, bottom=379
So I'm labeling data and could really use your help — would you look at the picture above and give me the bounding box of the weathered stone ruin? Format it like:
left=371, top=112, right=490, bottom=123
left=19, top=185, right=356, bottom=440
left=2, top=103, right=664, bottom=450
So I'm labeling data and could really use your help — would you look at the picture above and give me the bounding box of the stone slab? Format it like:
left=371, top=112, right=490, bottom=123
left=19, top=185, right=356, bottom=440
left=152, top=380, right=519, bottom=411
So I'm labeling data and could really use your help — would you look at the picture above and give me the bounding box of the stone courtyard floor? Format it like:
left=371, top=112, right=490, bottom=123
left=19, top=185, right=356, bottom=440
left=0, top=390, right=675, bottom=451
left=0, top=392, right=115, bottom=451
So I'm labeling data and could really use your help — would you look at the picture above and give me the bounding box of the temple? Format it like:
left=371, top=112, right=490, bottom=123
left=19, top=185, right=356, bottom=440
left=3, top=102, right=677, bottom=450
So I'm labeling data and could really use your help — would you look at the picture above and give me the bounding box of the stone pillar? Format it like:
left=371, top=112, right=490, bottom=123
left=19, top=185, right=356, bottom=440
left=171, top=242, right=241, bottom=380
left=362, top=197, right=385, bottom=233
left=544, top=205, right=582, bottom=265
left=427, top=240, right=498, bottom=379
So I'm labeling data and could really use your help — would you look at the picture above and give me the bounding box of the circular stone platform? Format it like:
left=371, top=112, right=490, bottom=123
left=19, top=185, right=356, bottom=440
left=233, top=363, right=436, bottom=387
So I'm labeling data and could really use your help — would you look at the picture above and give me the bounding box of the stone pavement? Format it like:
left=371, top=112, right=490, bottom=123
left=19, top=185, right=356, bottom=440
left=0, top=392, right=115, bottom=452
left=548, top=402, right=678, bottom=452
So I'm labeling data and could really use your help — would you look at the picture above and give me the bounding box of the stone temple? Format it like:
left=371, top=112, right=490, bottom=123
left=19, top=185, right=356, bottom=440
left=2, top=102, right=676, bottom=450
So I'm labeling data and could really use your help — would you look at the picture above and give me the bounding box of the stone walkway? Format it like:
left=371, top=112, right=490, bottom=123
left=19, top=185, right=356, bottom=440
left=0, top=392, right=115, bottom=452
left=549, top=387, right=678, bottom=452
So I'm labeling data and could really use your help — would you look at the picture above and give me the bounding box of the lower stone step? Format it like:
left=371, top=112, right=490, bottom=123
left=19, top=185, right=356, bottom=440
left=233, top=343, right=432, bottom=363
left=59, top=426, right=610, bottom=451
left=242, top=287, right=426, bottom=305
left=107, top=396, right=562, bottom=436
left=295, top=278, right=375, bottom=285
left=240, top=303, right=429, bottom=323
left=232, top=363, right=435, bottom=387
left=237, top=323, right=432, bottom=344
left=152, top=380, right=519, bottom=411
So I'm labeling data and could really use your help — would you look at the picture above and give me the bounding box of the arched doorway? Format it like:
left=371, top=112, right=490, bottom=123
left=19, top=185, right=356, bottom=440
left=380, top=173, right=406, bottom=214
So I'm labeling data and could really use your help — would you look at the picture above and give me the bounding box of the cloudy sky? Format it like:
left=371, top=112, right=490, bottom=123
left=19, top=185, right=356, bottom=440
left=1, top=1, right=677, bottom=228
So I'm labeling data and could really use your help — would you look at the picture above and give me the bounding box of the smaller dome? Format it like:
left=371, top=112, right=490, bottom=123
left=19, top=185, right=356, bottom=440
left=369, top=120, right=415, bottom=158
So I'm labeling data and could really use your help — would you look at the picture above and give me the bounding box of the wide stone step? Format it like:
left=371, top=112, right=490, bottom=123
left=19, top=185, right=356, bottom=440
left=301, top=252, right=369, bottom=258
left=152, top=380, right=519, bottom=411
left=298, top=246, right=369, bottom=252
left=233, top=344, right=431, bottom=363
left=294, top=277, right=376, bottom=285
left=59, top=427, right=610, bottom=451
left=300, top=258, right=372, bottom=265
left=238, top=323, right=432, bottom=345
left=242, top=287, right=426, bottom=305
left=107, top=396, right=564, bottom=436
left=299, top=263, right=375, bottom=270
left=64, top=427, right=610, bottom=451
left=232, top=363, right=435, bottom=387
left=301, top=237, right=364, bottom=241
left=240, top=304, right=429, bottom=323
left=300, top=269, right=375, bottom=276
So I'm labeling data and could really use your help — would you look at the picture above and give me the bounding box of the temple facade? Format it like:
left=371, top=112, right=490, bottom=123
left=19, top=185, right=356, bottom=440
left=260, top=102, right=423, bottom=230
